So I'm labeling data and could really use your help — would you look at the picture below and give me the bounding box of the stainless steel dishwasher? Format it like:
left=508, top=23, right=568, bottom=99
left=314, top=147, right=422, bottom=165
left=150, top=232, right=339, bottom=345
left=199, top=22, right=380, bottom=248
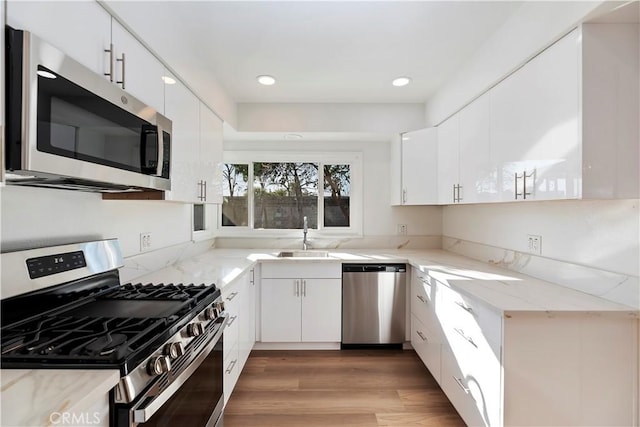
left=342, top=263, right=407, bottom=348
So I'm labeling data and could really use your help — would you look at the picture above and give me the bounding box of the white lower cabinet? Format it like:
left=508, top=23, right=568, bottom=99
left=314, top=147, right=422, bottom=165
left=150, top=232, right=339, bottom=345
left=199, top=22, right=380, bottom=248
left=222, top=268, right=256, bottom=406
left=412, top=277, right=638, bottom=426
left=260, top=262, right=342, bottom=343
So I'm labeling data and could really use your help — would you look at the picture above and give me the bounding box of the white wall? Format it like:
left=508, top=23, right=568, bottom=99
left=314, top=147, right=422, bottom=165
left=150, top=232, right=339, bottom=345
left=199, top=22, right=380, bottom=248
left=424, top=1, right=619, bottom=125
left=443, top=199, right=639, bottom=277
left=237, top=103, right=425, bottom=133
left=223, top=138, right=442, bottom=239
left=0, top=186, right=193, bottom=257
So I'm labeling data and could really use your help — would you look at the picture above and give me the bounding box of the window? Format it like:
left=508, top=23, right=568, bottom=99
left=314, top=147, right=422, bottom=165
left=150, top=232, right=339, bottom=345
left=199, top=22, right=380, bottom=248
left=220, top=152, right=361, bottom=235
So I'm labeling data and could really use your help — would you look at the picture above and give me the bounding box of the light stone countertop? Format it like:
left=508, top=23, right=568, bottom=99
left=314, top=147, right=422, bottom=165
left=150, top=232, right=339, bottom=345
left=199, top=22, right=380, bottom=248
left=134, top=247, right=637, bottom=314
left=2, top=247, right=636, bottom=427
left=1, top=369, right=119, bottom=427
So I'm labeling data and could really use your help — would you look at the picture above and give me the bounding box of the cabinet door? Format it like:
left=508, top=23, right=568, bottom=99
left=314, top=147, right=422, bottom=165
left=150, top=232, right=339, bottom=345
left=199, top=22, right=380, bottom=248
left=402, top=128, right=438, bottom=205
left=260, top=278, right=301, bottom=342
left=411, top=315, right=441, bottom=384
left=490, top=29, right=580, bottom=202
left=7, top=1, right=111, bottom=77
left=389, top=134, right=403, bottom=206
left=301, top=278, right=341, bottom=342
left=111, top=19, right=165, bottom=113
left=238, top=271, right=256, bottom=367
left=459, top=93, right=497, bottom=203
left=437, top=114, right=460, bottom=204
left=199, top=104, right=224, bottom=204
left=164, top=76, right=200, bottom=203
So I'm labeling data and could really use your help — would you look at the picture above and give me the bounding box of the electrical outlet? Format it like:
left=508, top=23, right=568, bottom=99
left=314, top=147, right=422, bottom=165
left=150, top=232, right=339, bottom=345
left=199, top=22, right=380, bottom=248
left=527, top=234, right=542, bottom=255
left=397, top=224, right=408, bottom=235
left=140, top=232, right=152, bottom=252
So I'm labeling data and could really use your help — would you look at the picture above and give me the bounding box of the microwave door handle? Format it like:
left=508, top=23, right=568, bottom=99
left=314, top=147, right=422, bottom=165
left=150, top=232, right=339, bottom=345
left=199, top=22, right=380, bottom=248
left=155, top=124, right=164, bottom=177
left=140, top=125, right=160, bottom=176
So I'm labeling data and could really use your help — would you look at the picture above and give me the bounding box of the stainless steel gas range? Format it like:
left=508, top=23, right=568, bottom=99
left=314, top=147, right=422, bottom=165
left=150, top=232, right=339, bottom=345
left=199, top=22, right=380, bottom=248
left=1, top=239, right=227, bottom=427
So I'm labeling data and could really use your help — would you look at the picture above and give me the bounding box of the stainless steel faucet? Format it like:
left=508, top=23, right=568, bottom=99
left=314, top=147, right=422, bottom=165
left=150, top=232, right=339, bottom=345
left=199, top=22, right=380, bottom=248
left=302, top=216, right=309, bottom=250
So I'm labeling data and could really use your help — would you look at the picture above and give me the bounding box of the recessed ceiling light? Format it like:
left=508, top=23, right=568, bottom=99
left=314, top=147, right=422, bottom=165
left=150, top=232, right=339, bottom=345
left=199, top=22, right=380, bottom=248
left=392, top=77, right=412, bottom=87
left=37, top=70, right=57, bottom=79
left=284, top=133, right=303, bottom=140
left=257, top=75, right=276, bottom=86
left=401, top=135, right=410, bottom=141
left=161, top=76, right=176, bottom=85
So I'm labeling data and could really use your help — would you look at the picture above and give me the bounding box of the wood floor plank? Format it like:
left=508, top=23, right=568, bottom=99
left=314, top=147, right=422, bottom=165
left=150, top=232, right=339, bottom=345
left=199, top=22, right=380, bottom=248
left=224, top=350, right=465, bottom=427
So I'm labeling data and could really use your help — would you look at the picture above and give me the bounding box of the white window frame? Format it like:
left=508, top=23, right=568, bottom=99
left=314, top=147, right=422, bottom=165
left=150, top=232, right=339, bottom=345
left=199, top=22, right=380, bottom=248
left=218, top=151, right=363, bottom=238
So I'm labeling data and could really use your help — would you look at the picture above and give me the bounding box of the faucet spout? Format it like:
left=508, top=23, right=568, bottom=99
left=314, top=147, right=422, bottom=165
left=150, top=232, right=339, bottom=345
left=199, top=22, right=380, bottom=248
left=302, top=216, right=309, bottom=250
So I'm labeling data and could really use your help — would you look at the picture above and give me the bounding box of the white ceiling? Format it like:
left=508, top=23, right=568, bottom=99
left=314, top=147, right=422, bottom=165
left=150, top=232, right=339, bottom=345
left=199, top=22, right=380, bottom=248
left=105, top=1, right=523, bottom=104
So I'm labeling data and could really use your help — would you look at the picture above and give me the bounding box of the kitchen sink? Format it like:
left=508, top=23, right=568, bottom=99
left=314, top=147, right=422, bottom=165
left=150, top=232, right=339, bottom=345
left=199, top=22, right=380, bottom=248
left=277, top=250, right=330, bottom=258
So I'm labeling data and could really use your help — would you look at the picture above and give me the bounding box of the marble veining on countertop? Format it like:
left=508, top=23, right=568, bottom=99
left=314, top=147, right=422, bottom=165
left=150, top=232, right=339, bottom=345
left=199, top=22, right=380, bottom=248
left=131, top=247, right=638, bottom=314
left=1, top=369, right=119, bottom=427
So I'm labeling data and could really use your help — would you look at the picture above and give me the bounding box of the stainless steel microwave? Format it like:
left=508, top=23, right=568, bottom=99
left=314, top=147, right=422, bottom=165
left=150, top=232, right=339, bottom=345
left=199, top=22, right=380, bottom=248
left=4, top=27, right=172, bottom=192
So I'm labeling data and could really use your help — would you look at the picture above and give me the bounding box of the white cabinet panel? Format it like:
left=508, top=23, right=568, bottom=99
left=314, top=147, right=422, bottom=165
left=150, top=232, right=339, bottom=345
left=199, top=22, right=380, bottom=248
left=260, top=278, right=301, bottom=342
left=490, top=29, right=580, bottom=202
left=164, top=76, right=200, bottom=203
left=111, top=20, right=165, bottom=113
left=401, top=128, right=438, bottom=205
left=437, top=114, right=460, bottom=204
left=301, top=279, right=341, bottom=342
left=223, top=343, right=240, bottom=407
left=260, top=262, right=341, bottom=343
left=411, top=315, right=441, bottom=383
left=389, top=135, right=403, bottom=206
left=7, top=1, right=112, bottom=78
left=458, top=93, right=496, bottom=203
left=199, top=104, right=224, bottom=204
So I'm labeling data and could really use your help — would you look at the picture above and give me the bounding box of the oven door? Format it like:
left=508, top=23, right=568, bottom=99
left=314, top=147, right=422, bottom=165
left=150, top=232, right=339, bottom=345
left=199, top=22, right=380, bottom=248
left=114, top=326, right=225, bottom=427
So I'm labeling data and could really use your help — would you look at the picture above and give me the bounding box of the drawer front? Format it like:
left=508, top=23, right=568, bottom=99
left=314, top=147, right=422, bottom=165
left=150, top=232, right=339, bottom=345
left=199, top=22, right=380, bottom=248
left=222, top=287, right=241, bottom=359
left=411, top=314, right=441, bottom=383
left=411, top=271, right=437, bottom=330
left=261, top=261, right=341, bottom=279
left=223, top=344, right=240, bottom=406
left=441, top=348, right=489, bottom=427
left=437, top=282, right=502, bottom=352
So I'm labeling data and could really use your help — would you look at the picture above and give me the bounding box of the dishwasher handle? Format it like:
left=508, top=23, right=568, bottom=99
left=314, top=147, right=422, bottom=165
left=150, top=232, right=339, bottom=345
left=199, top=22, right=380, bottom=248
left=342, top=264, right=406, bottom=273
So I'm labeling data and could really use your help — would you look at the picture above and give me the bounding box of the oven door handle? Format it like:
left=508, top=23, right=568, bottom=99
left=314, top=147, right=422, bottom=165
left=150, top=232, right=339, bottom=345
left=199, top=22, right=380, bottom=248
left=133, top=316, right=227, bottom=424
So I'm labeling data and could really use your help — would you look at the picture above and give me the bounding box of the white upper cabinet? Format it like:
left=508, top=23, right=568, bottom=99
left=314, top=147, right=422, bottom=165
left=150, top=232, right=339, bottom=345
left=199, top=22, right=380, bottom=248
left=164, top=75, right=200, bottom=203
left=458, top=93, right=496, bottom=204
left=401, top=128, right=438, bottom=205
left=199, top=105, right=224, bottom=204
left=6, top=1, right=112, bottom=76
left=111, top=21, right=165, bottom=114
left=490, top=29, right=581, bottom=202
left=437, top=114, right=460, bottom=204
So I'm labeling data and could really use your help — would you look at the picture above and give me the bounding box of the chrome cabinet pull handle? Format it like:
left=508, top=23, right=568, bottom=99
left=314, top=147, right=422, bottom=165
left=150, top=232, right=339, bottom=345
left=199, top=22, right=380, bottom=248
left=202, top=180, right=207, bottom=202
left=225, top=291, right=239, bottom=301
left=456, top=184, right=462, bottom=202
left=402, top=189, right=407, bottom=204
left=116, top=52, right=126, bottom=89
left=416, top=294, right=427, bottom=304
left=227, top=315, right=238, bottom=326
left=454, top=376, right=470, bottom=394
left=454, top=300, right=472, bottom=313
left=452, top=184, right=456, bottom=203
left=295, top=280, right=299, bottom=297
left=515, top=172, right=521, bottom=199
left=523, top=169, right=534, bottom=200
left=225, top=359, right=237, bottom=374
left=454, top=327, right=478, bottom=348
left=416, top=330, right=427, bottom=341
left=302, top=280, right=306, bottom=297
left=104, top=43, right=114, bottom=82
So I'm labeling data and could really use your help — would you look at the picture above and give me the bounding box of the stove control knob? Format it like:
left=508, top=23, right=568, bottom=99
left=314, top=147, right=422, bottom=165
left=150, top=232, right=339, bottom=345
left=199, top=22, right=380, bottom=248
left=187, top=322, right=205, bottom=337
left=164, top=342, right=185, bottom=360
left=216, top=301, right=225, bottom=313
left=204, top=306, right=218, bottom=321
left=147, top=355, right=171, bottom=376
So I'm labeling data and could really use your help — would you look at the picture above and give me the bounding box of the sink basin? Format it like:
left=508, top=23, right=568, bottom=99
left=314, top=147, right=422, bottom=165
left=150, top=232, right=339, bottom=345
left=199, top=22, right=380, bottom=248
left=277, top=250, right=330, bottom=258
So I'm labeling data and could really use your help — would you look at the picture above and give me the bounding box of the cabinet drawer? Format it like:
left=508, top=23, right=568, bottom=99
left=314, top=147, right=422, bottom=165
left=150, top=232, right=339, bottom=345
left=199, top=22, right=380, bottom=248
left=261, top=261, right=341, bottom=279
left=223, top=344, right=240, bottom=406
left=437, top=282, right=502, bottom=351
left=411, top=314, right=441, bottom=383
left=411, top=271, right=437, bottom=330
left=441, top=348, right=488, bottom=427
left=222, top=289, right=240, bottom=359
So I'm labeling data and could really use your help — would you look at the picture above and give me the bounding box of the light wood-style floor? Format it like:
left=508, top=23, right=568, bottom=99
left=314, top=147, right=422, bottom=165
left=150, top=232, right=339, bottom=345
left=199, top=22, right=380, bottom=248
left=224, top=350, right=465, bottom=427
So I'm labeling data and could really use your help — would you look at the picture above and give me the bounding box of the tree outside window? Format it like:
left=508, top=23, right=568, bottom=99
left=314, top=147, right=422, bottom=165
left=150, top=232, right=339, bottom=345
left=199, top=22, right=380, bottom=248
left=221, top=161, right=351, bottom=230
